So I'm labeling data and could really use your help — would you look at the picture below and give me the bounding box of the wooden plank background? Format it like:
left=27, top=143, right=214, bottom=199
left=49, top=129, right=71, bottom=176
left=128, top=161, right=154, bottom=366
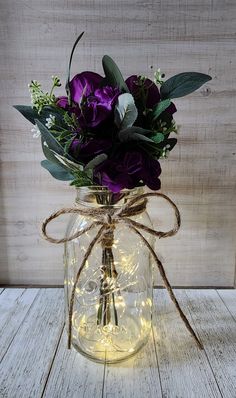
left=0, top=0, right=235, bottom=286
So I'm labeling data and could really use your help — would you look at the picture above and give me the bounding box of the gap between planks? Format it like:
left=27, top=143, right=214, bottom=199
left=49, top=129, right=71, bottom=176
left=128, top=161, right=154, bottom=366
left=1, top=289, right=236, bottom=398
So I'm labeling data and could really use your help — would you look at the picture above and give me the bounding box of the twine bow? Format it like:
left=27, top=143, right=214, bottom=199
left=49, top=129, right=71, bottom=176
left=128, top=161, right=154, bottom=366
left=42, top=192, right=203, bottom=350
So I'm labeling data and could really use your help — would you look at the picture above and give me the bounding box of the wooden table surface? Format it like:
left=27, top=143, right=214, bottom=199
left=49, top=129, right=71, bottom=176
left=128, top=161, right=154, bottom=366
left=0, top=288, right=235, bottom=398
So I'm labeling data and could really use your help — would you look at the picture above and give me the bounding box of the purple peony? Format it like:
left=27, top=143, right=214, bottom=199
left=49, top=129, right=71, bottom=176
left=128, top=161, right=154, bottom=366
left=94, top=150, right=161, bottom=193
left=126, top=75, right=176, bottom=115
left=57, top=72, right=120, bottom=129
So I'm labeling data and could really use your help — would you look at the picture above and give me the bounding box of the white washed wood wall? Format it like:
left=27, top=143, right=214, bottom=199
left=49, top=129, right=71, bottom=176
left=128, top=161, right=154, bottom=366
left=0, top=0, right=235, bottom=286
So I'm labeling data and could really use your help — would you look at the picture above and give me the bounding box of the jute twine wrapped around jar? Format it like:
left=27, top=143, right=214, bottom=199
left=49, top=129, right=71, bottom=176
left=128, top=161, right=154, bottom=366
left=42, top=192, right=203, bottom=350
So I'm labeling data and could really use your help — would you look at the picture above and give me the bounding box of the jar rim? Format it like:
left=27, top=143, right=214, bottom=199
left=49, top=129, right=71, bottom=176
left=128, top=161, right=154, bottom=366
left=75, top=186, right=144, bottom=207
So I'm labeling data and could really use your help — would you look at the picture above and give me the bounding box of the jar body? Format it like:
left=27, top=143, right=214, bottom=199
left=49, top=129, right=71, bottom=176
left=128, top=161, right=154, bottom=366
left=64, top=187, right=154, bottom=363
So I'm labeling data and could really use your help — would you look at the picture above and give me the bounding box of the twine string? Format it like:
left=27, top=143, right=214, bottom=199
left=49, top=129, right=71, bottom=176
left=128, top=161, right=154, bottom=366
left=41, top=192, right=203, bottom=350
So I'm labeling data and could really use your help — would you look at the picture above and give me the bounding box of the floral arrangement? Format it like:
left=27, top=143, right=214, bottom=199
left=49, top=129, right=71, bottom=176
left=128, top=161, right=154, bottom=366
left=15, top=32, right=211, bottom=193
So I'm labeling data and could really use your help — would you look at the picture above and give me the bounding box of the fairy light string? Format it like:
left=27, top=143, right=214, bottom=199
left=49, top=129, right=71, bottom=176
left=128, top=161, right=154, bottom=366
left=41, top=192, right=203, bottom=350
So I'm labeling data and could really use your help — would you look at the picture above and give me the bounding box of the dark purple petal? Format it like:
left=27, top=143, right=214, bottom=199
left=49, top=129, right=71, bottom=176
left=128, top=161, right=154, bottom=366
left=57, top=73, right=120, bottom=129
left=96, top=170, right=130, bottom=193
left=125, top=75, right=160, bottom=108
left=94, top=149, right=162, bottom=193
left=166, top=102, right=177, bottom=115
left=82, top=86, right=120, bottom=128
left=56, top=96, right=69, bottom=109
left=70, top=71, right=103, bottom=103
left=70, top=137, right=112, bottom=163
left=94, top=86, right=120, bottom=106
left=141, top=156, right=162, bottom=190
left=82, top=101, right=111, bottom=128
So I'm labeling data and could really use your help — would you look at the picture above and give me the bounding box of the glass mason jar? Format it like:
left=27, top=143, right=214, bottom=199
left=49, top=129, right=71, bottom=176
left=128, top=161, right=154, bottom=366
left=64, top=186, right=154, bottom=363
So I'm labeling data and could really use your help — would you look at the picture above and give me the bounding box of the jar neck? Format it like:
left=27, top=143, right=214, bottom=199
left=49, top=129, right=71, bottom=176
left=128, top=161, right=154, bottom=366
left=75, top=186, right=144, bottom=208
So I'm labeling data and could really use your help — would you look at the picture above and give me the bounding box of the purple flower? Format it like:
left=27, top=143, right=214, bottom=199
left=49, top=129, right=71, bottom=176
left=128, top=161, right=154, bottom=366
left=57, top=96, right=70, bottom=109
left=70, top=71, right=102, bottom=102
left=70, top=137, right=112, bottom=163
left=126, top=75, right=160, bottom=108
left=126, top=75, right=176, bottom=115
left=94, top=150, right=161, bottom=193
left=81, top=86, right=120, bottom=128
left=57, top=72, right=120, bottom=129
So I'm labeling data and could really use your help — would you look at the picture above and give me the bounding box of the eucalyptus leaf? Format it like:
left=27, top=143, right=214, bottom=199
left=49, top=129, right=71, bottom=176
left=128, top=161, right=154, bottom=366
left=36, top=120, right=74, bottom=161
left=41, top=160, right=74, bottom=181
left=51, top=151, right=84, bottom=172
left=84, top=153, right=108, bottom=171
left=152, top=99, right=171, bottom=120
left=122, top=126, right=152, bottom=135
left=119, top=127, right=154, bottom=143
left=161, top=72, right=212, bottom=99
left=161, top=137, right=178, bottom=151
left=102, top=55, right=129, bottom=92
left=41, top=142, right=78, bottom=178
left=151, top=133, right=165, bottom=143
left=114, top=93, right=138, bottom=129
left=14, top=105, right=65, bottom=126
left=13, top=105, right=39, bottom=124
left=41, top=140, right=60, bottom=164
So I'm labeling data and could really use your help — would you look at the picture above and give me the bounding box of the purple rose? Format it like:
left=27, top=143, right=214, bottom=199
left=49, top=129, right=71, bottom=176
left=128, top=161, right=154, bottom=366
left=126, top=75, right=176, bottom=115
left=70, top=137, right=112, bottom=163
left=57, top=72, right=120, bottom=129
left=94, top=150, right=161, bottom=193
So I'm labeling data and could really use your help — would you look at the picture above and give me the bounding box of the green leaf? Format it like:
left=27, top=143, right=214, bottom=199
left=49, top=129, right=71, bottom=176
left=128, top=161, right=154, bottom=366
left=84, top=153, right=107, bottom=171
left=41, top=140, right=59, bottom=164
left=51, top=152, right=84, bottom=171
left=41, top=160, right=74, bottom=181
left=41, top=148, right=93, bottom=184
left=152, top=99, right=171, bottom=120
left=70, top=170, right=93, bottom=188
left=70, top=178, right=92, bottom=188
left=63, top=136, right=76, bottom=156
left=160, top=72, right=212, bottom=99
left=14, top=105, right=66, bottom=126
left=66, top=32, right=85, bottom=105
left=36, top=120, right=70, bottom=158
left=136, top=141, right=162, bottom=157
left=151, top=133, right=165, bottom=143
left=102, top=55, right=129, bottom=92
left=114, top=93, right=138, bottom=129
left=119, top=127, right=154, bottom=143
left=13, top=105, right=39, bottom=124
left=161, top=137, right=177, bottom=151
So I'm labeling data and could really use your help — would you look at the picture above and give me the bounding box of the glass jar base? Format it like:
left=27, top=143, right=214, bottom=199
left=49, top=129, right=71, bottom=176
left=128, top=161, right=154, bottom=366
left=71, top=312, right=151, bottom=363
left=71, top=336, right=150, bottom=364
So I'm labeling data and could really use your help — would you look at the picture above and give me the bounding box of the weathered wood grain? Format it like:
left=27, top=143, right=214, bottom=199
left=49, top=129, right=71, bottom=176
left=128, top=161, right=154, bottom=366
left=217, top=289, right=236, bottom=321
left=0, top=288, right=39, bottom=361
left=0, top=288, right=236, bottom=397
left=103, top=334, right=162, bottom=398
left=176, top=289, right=236, bottom=397
left=43, top=328, right=104, bottom=398
left=152, top=289, right=222, bottom=398
left=0, top=289, right=64, bottom=398
left=0, top=0, right=235, bottom=286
